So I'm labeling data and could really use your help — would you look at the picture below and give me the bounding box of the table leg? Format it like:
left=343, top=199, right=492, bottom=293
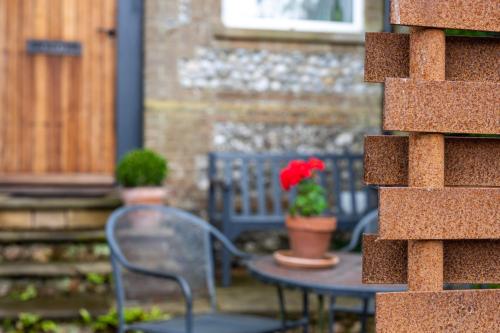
left=360, top=298, right=369, bottom=333
left=317, top=295, right=325, bottom=332
left=302, top=290, right=309, bottom=333
left=276, top=285, right=286, bottom=328
left=327, top=296, right=336, bottom=333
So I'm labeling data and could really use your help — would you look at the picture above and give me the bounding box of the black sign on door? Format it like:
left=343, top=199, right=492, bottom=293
left=27, top=40, right=82, bottom=56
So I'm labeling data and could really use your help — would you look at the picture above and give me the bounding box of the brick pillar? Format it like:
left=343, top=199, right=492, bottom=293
left=407, top=27, right=445, bottom=292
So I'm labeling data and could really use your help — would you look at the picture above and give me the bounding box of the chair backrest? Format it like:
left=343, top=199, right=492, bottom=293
left=106, top=206, right=221, bottom=309
left=209, top=151, right=377, bottom=230
left=341, top=209, right=378, bottom=252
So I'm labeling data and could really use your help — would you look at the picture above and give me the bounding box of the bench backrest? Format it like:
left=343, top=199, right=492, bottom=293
left=208, top=152, right=378, bottom=231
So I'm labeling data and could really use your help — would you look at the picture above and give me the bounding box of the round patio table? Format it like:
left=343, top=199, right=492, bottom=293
left=246, top=252, right=406, bottom=333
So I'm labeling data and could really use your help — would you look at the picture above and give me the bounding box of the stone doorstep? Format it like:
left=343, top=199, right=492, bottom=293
left=0, top=295, right=112, bottom=319
left=0, top=194, right=121, bottom=209
left=0, top=209, right=114, bottom=230
left=0, top=193, right=120, bottom=230
left=0, top=262, right=111, bottom=278
left=0, top=230, right=105, bottom=243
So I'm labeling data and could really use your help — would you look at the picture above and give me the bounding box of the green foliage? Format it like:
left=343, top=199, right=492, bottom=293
left=1, top=307, right=170, bottom=333
left=92, top=244, right=110, bottom=258
left=18, top=313, right=39, bottom=328
left=445, top=29, right=498, bottom=37
left=79, top=309, right=93, bottom=324
left=11, top=284, right=38, bottom=301
left=86, top=273, right=108, bottom=285
left=79, top=306, right=169, bottom=332
left=330, top=1, right=343, bottom=21
left=471, top=284, right=500, bottom=289
left=290, top=179, right=328, bottom=217
left=2, top=313, right=59, bottom=333
left=116, top=149, right=168, bottom=187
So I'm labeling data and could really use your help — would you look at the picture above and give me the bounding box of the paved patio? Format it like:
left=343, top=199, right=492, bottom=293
left=1, top=266, right=372, bottom=333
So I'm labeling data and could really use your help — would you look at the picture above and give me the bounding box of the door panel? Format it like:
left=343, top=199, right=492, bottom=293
left=0, top=0, right=116, bottom=178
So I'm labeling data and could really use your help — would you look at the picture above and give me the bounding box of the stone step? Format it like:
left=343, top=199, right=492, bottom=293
left=0, top=194, right=120, bottom=209
left=0, top=262, right=111, bottom=278
left=0, top=294, right=112, bottom=319
left=0, top=275, right=112, bottom=301
left=1, top=241, right=109, bottom=264
left=0, top=230, right=105, bottom=243
left=0, top=194, right=120, bottom=231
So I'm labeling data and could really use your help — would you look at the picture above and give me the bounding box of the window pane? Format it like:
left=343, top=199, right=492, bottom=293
left=254, top=0, right=353, bottom=23
left=222, top=0, right=363, bottom=33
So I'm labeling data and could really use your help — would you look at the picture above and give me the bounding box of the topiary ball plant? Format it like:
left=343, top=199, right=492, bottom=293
left=116, top=149, right=168, bottom=188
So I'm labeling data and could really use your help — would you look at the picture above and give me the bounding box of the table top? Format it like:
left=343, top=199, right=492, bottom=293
left=247, top=252, right=406, bottom=297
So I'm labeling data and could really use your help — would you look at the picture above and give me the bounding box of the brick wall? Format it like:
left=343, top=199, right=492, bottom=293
left=144, top=0, right=385, bottom=212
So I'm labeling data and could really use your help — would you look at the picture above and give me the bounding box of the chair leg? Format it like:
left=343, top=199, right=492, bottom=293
left=360, top=298, right=369, bottom=333
left=328, top=296, right=336, bottom=333
left=221, top=248, right=232, bottom=287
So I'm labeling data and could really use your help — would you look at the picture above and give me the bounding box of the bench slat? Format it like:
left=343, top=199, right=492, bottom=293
left=223, top=160, right=234, bottom=215
left=347, top=157, right=358, bottom=215
left=332, top=158, right=343, bottom=216
left=256, top=160, right=266, bottom=215
left=271, top=161, right=282, bottom=215
left=240, top=161, right=250, bottom=216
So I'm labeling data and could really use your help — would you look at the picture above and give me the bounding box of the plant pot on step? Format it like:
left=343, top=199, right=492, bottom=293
left=286, top=215, right=336, bottom=259
left=120, top=187, right=167, bottom=229
left=116, top=149, right=169, bottom=206
left=116, top=149, right=169, bottom=228
left=120, top=187, right=167, bottom=206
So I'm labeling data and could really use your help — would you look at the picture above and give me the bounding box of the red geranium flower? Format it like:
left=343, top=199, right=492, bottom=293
left=280, top=157, right=325, bottom=191
left=307, top=157, right=325, bottom=171
left=279, top=167, right=292, bottom=191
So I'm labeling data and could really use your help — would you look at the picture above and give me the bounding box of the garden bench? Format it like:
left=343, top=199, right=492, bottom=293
left=208, top=151, right=378, bottom=286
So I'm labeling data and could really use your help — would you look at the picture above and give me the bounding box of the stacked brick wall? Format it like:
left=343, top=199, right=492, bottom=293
left=363, top=0, right=499, bottom=331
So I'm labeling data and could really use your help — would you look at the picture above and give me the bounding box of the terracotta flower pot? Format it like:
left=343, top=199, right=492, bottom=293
left=120, top=187, right=167, bottom=206
left=285, top=215, right=337, bottom=259
left=120, top=187, right=167, bottom=229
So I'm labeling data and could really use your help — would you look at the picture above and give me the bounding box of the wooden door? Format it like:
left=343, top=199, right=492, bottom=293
left=0, top=0, right=116, bottom=184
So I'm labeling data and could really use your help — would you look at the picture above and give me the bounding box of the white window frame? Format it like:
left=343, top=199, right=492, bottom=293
left=222, top=0, right=364, bottom=34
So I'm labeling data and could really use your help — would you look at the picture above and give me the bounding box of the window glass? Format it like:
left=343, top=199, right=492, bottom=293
left=222, top=0, right=364, bottom=33
left=253, top=0, right=353, bottom=23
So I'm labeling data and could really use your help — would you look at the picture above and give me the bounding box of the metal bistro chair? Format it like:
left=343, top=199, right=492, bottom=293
left=328, top=209, right=379, bottom=333
left=106, top=205, right=306, bottom=333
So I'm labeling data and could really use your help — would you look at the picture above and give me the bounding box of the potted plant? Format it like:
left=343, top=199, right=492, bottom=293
left=280, top=158, right=336, bottom=259
left=116, top=149, right=169, bottom=205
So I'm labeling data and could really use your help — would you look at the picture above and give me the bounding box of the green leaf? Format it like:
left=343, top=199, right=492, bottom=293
left=86, top=273, right=107, bottom=285
left=40, top=320, right=59, bottom=333
left=18, top=313, right=40, bottom=327
left=116, top=149, right=168, bottom=187
left=289, top=179, right=328, bottom=216
left=79, top=309, right=92, bottom=324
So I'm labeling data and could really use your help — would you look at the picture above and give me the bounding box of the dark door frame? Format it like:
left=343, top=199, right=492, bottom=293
left=116, top=0, right=144, bottom=160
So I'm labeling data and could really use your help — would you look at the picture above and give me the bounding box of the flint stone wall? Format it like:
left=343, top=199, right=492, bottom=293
left=144, top=0, right=384, bottom=214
